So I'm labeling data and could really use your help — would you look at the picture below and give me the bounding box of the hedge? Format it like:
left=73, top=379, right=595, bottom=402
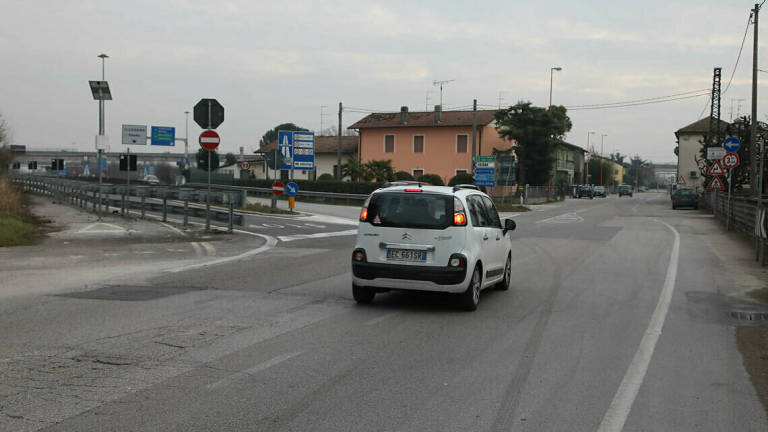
left=234, top=178, right=385, bottom=195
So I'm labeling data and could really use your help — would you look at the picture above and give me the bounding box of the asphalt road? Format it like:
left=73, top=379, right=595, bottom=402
left=2, top=192, right=767, bottom=431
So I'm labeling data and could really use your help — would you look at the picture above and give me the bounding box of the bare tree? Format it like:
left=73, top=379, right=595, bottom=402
left=0, top=114, right=14, bottom=174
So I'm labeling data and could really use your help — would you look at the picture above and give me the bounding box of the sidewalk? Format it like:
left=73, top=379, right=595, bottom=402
left=0, top=196, right=268, bottom=298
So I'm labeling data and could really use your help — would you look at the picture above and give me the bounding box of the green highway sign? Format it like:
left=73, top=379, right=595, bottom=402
left=473, top=155, right=495, bottom=162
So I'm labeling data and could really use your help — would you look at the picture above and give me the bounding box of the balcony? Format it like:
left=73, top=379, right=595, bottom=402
left=556, top=160, right=575, bottom=172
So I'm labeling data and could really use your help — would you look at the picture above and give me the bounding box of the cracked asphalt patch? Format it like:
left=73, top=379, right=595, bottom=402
left=56, top=285, right=208, bottom=301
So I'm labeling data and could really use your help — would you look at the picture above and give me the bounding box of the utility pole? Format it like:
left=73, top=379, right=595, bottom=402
left=471, top=99, right=477, bottom=174
left=337, top=102, right=342, bottom=180
left=753, top=3, right=763, bottom=260
left=97, top=53, right=108, bottom=221
left=601, top=134, right=607, bottom=186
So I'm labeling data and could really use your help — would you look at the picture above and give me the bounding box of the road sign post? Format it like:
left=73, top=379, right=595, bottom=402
left=195, top=98, right=225, bottom=231
left=285, top=181, right=298, bottom=212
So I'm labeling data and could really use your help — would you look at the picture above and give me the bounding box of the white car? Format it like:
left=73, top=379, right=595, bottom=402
left=144, top=175, right=160, bottom=185
left=351, top=184, right=516, bottom=311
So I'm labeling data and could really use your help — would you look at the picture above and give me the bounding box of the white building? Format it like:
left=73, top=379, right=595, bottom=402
left=675, top=117, right=730, bottom=191
left=261, top=136, right=359, bottom=180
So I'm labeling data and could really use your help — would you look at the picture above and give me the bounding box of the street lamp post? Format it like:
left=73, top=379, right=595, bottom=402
left=549, top=67, right=562, bottom=112
left=586, top=131, right=595, bottom=184
left=601, top=134, right=607, bottom=186
left=97, top=53, right=108, bottom=220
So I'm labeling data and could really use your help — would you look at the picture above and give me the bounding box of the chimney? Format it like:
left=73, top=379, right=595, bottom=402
left=434, top=105, right=442, bottom=123
left=400, top=106, right=408, bottom=124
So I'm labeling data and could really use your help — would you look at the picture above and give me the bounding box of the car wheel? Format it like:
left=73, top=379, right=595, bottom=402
left=352, top=284, right=375, bottom=304
left=496, top=255, right=511, bottom=291
left=460, top=265, right=482, bottom=311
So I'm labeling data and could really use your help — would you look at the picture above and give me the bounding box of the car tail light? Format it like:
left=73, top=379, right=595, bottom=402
left=448, top=254, right=466, bottom=268
left=453, top=212, right=467, bottom=225
left=359, top=208, right=368, bottom=221
left=404, top=188, right=422, bottom=193
left=352, top=248, right=367, bottom=263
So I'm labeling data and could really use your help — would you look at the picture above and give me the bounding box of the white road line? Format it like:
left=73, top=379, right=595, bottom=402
left=169, top=233, right=278, bottom=273
left=364, top=312, right=399, bottom=326
left=205, top=351, right=302, bottom=390
left=161, top=222, right=187, bottom=237
left=535, top=212, right=584, bottom=224
left=304, top=223, right=327, bottom=229
left=190, top=242, right=203, bottom=257
left=596, top=219, right=680, bottom=432
left=278, top=229, right=358, bottom=242
left=201, top=242, right=216, bottom=257
left=287, top=223, right=304, bottom=228
left=247, top=224, right=265, bottom=229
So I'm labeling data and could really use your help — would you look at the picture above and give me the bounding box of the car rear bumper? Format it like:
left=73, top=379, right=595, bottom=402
left=352, top=261, right=468, bottom=291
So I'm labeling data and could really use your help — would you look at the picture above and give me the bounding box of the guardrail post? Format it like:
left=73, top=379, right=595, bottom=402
left=121, top=192, right=126, bottom=216
left=228, top=195, right=234, bottom=233
left=141, top=196, right=146, bottom=219
left=92, top=191, right=97, bottom=212
left=183, top=199, right=189, bottom=226
left=162, top=197, right=167, bottom=222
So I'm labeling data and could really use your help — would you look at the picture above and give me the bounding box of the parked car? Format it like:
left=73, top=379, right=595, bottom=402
left=144, top=175, right=160, bottom=185
left=639, top=186, right=648, bottom=192
left=576, top=185, right=594, bottom=199
left=593, top=185, right=607, bottom=197
left=352, top=184, right=516, bottom=311
left=672, top=188, right=698, bottom=209
left=618, top=185, right=633, bottom=197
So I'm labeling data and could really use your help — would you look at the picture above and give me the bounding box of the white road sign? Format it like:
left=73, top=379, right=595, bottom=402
left=122, top=124, right=147, bottom=145
left=707, top=147, right=725, bottom=160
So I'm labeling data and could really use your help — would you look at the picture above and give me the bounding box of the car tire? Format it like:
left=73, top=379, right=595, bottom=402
left=460, top=265, right=482, bottom=311
left=352, top=284, right=375, bottom=304
left=496, top=255, right=511, bottom=291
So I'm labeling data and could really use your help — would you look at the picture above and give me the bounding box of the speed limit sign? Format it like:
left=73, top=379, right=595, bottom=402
left=723, top=152, right=740, bottom=169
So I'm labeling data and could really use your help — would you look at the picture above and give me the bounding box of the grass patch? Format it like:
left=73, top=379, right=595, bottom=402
left=494, top=202, right=531, bottom=212
left=0, top=212, right=37, bottom=246
left=0, top=177, right=48, bottom=246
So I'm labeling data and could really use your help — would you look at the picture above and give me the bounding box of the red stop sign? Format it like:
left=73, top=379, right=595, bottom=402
left=272, top=181, right=285, bottom=196
left=199, top=129, right=220, bottom=151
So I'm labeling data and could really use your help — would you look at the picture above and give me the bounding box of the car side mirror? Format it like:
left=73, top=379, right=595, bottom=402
left=503, top=218, right=516, bottom=234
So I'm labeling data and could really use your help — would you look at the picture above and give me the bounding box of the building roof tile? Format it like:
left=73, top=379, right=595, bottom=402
left=348, top=110, right=497, bottom=129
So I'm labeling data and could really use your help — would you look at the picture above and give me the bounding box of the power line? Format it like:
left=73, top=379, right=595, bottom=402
left=723, top=12, right=753, bottom=95
left=565, top=89, right=708, bottom=109
left=567, top=92, right=709, bottom=111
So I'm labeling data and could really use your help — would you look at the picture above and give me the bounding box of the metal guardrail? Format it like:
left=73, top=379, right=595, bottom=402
left=186, top=183, right=370, bottom=203
left=11, top=175, right=246, bottom=233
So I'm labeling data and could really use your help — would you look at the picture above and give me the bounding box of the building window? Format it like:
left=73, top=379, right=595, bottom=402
left=456, top=134, right=468, bottom=153
left=413, top=169, right=424, bottom=178
left=413, top=135, right=424, bottom=153
left=456, top=169, right=468, bottom=176
left=384, top=135, right=395, bottom=153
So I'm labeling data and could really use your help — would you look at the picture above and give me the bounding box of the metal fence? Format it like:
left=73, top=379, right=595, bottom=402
left=701, top=190, right=768, bottom=265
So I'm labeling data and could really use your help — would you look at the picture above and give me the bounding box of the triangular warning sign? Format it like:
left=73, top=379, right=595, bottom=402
left=677, top=175, right=686, bottom=185
left=707, top=175, right=725, bottom=190
left=708, top=160, right=725, bottom=175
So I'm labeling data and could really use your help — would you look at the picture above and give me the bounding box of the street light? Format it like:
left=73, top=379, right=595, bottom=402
left=96, top=53, right=108, bottom=220
left=549, top=67, right=562, bottom=112
left=601, top=134, right=608, bottom=186
left=586, top=131, right=595, bottom=185
left=184, top=110, right=190, bottom=165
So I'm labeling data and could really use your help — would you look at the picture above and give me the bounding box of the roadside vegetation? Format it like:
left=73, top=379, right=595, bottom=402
left=0, top=177, right=45, bottom=246
left=239, top=202, right=293, bottom=214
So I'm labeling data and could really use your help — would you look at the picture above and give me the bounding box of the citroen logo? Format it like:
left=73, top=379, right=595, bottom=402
left=402, top=232, right=412, bottom=240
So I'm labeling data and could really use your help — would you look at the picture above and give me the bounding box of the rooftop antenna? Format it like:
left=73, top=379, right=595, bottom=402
left=320, top=105, right=328, bottom=135
left=498, top=91, right=506, bottom=109
left=425, top=91, right=433, bottom=111
left=433, top=79, right=455, bottom=107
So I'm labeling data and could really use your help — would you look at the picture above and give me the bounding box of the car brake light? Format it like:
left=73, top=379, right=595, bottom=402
left=453, top=212, right=467, bottom=226
left=404, top=188, right=422, bottom=192
left=360, top=208, right=368, bottom=221
left=352, top=249, right=367, bottom=262
left=448, top=254, right=466, bottom=268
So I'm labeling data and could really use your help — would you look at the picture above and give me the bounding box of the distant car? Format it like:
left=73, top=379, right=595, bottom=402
left=618, top=185, right=633, bottom=197
left=639, top=186, right=648, bottom=192
left=593, top=186, right=607, bottom=197
left=576, top=185, right=594, bottom=199
left=144, top=175, right=160, bottom=185
left=672, top=188, right=698, bottom=209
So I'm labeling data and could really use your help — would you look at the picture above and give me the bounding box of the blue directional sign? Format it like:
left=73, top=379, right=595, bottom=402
left=723, top=137, right=741, bottom=153
left=292, top=131, right=315, bottom=170
left=285, top=181, right=299, bottom=197
left=278, top=130, right=293, bottom=170
left=473, top=166, right=495, bottom=187
left=151, top=126, right=176, bottom=146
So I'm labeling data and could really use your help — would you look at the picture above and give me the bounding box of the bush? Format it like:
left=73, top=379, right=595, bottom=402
left=448, top=173, right=475, bottom=186
left=317, top=173, right=335, bottom=182
left=417, top=173, right=444, bottom=186
left=395, top=171, right=414, bottom=181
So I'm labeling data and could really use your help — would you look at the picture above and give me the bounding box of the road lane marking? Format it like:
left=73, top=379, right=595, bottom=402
left=190, top=242, right=203, bottom=257
left=169, top=233, right=278, bottom=273
left=596, top=219, right=680, bottom=432
left=304, top=223, right=327, bottom=229
left=161, top=222, right=187, bottom=237
left=364, top=312, right=399, bottom=326
left=278, top=229, right=358, bottom=242
left=201, top=242, right=216, bottom=257
left=535, top=212, right=584, bottom=224
left=205, top=351, right=302, bottom=390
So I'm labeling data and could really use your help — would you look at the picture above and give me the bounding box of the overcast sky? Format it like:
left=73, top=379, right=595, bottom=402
left=1, top=0, right=765, bottom=164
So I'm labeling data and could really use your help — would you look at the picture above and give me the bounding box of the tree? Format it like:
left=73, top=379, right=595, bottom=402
left=495, top=102, right=572, bottom=185
left=609, top=152, right=625, bottom=164
left=448, top=172, right=475, bottom=186
left=626, top=155, right=651, bottom=187
left=258, top=123, right=309, bottom=149
left=588, top=158, right=612, bottom=186
left=0, top=114, right=13, bottom=174
left=417, top=173, right=444, bottom=186
left=341, top=157, right=368, bottom=182
left=196, top=148, right=220, bottom=172
left=224, top=152, right=238, bottom=165
left=363, top=160, right=396, bottom=182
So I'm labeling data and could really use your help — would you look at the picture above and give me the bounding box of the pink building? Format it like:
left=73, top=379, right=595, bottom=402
left=348, top=106, right=513, bottom=185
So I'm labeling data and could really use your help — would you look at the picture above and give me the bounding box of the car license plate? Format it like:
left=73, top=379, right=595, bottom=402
left=386, top=249, right=427, bottom=262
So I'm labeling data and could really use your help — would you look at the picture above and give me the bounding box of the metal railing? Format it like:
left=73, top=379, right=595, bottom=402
left=186, top=183, right=370, bottom=204
left=11, top=175, right=247, bottom=233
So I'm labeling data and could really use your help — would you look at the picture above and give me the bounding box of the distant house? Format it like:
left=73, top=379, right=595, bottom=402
left=553, top=140, right=587, bottom=185
left=348, top=106, right=513, bottom=185
left=675, top=117, right=730, bottom=191
left=262, top=135, right=359, bottom=180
